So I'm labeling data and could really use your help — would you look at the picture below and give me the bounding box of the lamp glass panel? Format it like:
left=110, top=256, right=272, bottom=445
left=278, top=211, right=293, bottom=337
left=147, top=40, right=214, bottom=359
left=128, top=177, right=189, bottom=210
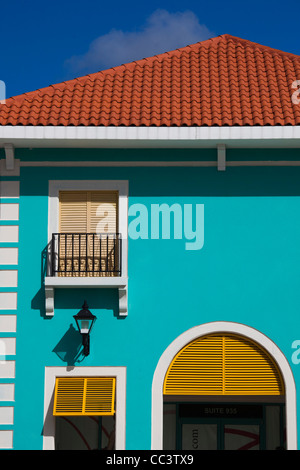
left=80, top=319, right=92, bottom=333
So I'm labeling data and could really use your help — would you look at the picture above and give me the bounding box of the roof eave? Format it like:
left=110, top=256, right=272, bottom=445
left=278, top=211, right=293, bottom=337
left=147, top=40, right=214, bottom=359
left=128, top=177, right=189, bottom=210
left=0, top=125, right=300, bottom=149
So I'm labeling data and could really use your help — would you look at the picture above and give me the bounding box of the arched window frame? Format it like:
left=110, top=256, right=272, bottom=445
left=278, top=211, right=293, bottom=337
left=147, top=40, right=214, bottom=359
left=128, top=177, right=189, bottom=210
left=151, top=322, right=297, bottom=450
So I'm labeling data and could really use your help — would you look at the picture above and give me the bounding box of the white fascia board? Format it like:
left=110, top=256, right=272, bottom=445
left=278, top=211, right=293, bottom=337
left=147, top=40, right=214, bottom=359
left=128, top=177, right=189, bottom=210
left=0, top=125, right=300, bottom=148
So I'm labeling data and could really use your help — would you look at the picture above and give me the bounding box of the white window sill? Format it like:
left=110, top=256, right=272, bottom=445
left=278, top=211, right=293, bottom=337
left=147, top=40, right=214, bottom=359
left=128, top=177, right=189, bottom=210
left=44, top=276, right=128, bottom=317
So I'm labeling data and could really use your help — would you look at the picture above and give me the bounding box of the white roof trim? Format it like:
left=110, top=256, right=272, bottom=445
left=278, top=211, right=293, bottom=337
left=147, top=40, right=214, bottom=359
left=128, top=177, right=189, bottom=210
left=0, top=125, right=300, bottom=148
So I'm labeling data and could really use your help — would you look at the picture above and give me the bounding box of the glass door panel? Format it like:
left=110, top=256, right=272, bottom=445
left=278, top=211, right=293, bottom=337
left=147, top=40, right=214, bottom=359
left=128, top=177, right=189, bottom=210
left=182, top=424, right=218, bottom=450
left=224, top=424, right=260, bottom=450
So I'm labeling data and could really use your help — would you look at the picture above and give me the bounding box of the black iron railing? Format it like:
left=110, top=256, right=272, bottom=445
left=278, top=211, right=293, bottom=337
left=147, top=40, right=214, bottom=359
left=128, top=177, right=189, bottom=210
left=50, top=233, right=122, bottom=277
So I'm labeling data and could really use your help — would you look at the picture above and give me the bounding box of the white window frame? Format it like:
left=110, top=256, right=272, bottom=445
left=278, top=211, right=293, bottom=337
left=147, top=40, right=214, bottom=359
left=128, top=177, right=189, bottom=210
left=43, top=366, right=126, bottom=450
left=44, top=180, right=128, bottom=316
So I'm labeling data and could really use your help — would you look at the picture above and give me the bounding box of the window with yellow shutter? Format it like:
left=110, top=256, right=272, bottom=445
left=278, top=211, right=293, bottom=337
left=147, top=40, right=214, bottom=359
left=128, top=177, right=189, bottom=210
left=52, top=190, right=120, bottom=277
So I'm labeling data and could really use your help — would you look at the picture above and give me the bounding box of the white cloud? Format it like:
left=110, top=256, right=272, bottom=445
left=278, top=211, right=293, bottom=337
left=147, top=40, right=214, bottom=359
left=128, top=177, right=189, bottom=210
left=65, top=9, right=214, bottom=74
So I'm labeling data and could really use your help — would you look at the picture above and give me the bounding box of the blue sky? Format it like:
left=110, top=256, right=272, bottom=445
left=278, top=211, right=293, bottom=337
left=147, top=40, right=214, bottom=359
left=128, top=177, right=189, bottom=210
left=1, top=0, right=299, bottom=98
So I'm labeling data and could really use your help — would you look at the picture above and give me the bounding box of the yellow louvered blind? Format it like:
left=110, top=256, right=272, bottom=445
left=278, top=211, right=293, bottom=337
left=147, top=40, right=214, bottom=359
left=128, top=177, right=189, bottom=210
left=59, top=191, right=88, bottom=233
left=59, top=190, right=118, bottom=233
left=89, top=191, right=118, bottom=234
left=53, top=377, right=116, bottom=416
left=163, top=334, right=285, bottom=396
left=58, top=191, right=119, bottom=277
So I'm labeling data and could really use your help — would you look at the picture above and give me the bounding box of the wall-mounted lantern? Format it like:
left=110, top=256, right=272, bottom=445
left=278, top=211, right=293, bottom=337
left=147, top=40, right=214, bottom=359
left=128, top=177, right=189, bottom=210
left=73, top=301, right=96, bottom=356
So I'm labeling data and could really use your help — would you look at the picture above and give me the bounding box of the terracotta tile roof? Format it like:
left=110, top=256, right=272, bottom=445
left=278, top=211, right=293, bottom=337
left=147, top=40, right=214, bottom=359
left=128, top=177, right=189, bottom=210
left=1, top=34, right=300, bottom=127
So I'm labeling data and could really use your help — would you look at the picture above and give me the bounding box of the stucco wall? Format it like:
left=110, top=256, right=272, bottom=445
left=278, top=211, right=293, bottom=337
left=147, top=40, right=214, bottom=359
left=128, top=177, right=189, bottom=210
left=1, top=147, right=300, bottom=449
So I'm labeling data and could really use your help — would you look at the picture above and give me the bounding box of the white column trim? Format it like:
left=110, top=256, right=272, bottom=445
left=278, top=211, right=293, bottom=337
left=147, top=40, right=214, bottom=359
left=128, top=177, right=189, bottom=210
left=151, top=321, right=297, bottom=450
left=43, top=366, right=126, bottom=450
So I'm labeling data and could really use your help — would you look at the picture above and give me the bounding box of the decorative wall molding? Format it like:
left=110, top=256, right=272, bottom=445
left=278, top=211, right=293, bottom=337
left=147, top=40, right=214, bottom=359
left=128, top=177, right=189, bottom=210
left=16, top=159, right=300, bottom=168
left=44, top=277, right=128, bottom=317
left=0, top=179, right=19, bottom=448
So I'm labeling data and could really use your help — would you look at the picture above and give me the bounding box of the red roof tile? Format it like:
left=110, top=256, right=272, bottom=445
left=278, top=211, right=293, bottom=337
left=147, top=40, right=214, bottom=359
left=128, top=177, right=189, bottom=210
left=1, top=34, right=300, bottom=127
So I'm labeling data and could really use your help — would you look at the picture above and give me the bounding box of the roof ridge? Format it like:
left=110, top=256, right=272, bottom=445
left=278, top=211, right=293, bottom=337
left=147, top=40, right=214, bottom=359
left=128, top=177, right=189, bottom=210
left=222, top=34, right=300, bottom=58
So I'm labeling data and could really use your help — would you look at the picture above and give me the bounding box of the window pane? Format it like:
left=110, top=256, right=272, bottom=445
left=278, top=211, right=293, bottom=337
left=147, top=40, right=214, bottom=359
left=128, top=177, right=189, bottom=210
left=182, top=424, right=218, bottom=450
left=224, top=424, right=260, bottom=450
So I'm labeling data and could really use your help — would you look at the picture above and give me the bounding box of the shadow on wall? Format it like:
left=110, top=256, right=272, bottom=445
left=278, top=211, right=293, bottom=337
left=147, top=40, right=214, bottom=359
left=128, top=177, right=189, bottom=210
left=32, top=285, right=119, bottom=366
left=52, top=287, right=119, bottom=316
left=50, top=287, right=118, bottom=366
left=31, top=243, right=121, bottom=319
left=30, top=244, right=121, bottom=365
left=31, top=243, right=49, bottom=318
left=52, top=323, right=82, bottom=366
left=16, top=147, right=300, bottom=197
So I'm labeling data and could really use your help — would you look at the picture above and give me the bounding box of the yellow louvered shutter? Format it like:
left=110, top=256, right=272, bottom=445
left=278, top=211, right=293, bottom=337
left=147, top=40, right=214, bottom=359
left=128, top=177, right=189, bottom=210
left=89, top=191, right=119, bottom=275
left=58, top=192, right=88, bottom=275
left=59, top=191, right=88, bottom=233
left=89, top=191, right=118, bottom=234
left=53, top=377, right=116, bottom=416
left=59, top=191, right=118, bottom=233
left=58, top=191, right=118, bottom=276
left=163, top=334, right=284, bottom=396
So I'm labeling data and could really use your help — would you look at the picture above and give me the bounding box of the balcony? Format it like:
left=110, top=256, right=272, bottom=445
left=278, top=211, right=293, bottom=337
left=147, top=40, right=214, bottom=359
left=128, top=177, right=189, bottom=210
left=49, top=233, right=122, bottom=277
left=44, top=233, right=127, bottom=317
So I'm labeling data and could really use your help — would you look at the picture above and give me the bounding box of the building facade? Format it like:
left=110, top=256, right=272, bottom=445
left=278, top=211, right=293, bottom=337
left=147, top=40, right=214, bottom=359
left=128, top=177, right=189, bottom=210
left=0, top=34, right=300, bottom=450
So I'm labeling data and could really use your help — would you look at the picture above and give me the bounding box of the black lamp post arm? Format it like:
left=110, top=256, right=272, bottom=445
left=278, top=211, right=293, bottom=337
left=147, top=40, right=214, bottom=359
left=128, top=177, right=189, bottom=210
left=82, top=333, right=90, bottom=356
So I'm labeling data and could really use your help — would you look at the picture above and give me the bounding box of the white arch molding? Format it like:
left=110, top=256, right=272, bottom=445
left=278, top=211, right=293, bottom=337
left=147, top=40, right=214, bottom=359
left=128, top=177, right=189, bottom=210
left=151, top=322, right=297, bottom=450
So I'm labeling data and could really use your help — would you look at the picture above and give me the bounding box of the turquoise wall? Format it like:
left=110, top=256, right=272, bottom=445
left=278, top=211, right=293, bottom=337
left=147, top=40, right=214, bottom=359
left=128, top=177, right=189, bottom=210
left=2, top=148, right=300, bottom=449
